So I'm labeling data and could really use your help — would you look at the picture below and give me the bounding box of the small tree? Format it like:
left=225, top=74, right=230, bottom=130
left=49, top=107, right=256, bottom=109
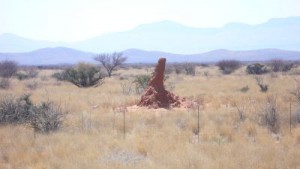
left=94, top=52, right=127, bottom=77
left=0, top=60, right=18, bottom=78
left=0, top=60, right=18, bottom=89
left=216, top=60, right=241, bottom=74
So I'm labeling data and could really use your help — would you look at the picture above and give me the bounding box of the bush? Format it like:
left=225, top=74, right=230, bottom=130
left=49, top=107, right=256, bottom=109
left=259, top=97, right=280, bottom=133
left=52, top=71, right=68, bottom=81
left=172, top=63, right=196, bottom=75
left=246, top=63, right=268, bottom=75
left=216, top=60, right=242, bottom=74
left=31, top=102, right=64, bottom=133
left=269, top=59, right=293, bottom=72
left=0, top=60, right=18, bottom=78
left=0, top=94, right=65, bottom=133
left=133, top=75, right=151, bottom=94
left=52, top=63, right=104, bottom=88
left=15, top=68, right=39, bottom=80
left=0, top=78, right=10, bottom=89
left=254, top=76, right=268, bottom=92
left=0, top=94, right=33, bottom=124
left=240, top=85, right=249, bottom=93
left=183, top=63, right=196, bottom=76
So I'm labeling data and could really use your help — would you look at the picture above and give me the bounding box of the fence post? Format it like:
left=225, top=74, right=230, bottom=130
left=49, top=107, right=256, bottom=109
left=197, top=104, right=200, bottom=144
left=290, top=102, right=292, bottom=135
left=123, top=109, right=126, bottom=139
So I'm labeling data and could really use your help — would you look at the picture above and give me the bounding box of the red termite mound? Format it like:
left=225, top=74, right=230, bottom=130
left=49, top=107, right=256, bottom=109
left=137, top=58, right=187, bottom=109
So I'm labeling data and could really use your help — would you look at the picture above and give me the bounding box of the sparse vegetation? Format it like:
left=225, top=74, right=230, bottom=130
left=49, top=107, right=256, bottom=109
left=216, top=60, right=242, bottom=74
left=0, top=78, right=10, bottom=89
left=269, top=59, right=293, bottom=72
left=15, top=68, right=39, bottom=80
left=1, top=62, right=300, bottom=168
left=183, top=63, right=196, bottom=76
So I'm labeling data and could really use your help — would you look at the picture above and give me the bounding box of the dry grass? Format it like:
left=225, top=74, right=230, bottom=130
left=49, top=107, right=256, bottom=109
left=0, top=65, right=300, bottom=169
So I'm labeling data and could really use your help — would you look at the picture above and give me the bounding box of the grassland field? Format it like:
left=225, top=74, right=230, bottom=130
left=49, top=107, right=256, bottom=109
left=1, top=64, right=300, bottom=169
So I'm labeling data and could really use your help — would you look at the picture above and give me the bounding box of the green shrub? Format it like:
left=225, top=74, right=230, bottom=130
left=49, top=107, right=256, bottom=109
left=31, top=102, right=64, bottom=133
left=246, top=63, right=268, bottom=75
left=240, top=85, right=249, bottom=93
left=0, top=94, right=33, bottom=124
left=133, top=75, right=151, bottom=94
left=52, top=63, right=104, bottom=88
left=0, top=94, right=65, bottom=133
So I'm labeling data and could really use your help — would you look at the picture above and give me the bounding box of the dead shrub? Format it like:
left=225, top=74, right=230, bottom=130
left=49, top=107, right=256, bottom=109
left=254, top=76, right=268, bottom=92
left=269, top=59, right=293, bottom=72
left=216, top=60, right=242, bottom=74
left=259, top=96, right=280, bottom=133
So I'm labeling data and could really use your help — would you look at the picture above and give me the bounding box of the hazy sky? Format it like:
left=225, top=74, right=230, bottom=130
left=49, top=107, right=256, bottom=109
left=1, top=0, right=300, bottom=42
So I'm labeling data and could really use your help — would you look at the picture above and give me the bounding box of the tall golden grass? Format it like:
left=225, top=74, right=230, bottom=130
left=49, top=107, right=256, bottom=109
left=0, top=65, right=300, bottom=169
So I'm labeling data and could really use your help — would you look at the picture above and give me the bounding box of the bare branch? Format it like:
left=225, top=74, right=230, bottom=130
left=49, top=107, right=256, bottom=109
left=94, top=52, right=127, bottom=77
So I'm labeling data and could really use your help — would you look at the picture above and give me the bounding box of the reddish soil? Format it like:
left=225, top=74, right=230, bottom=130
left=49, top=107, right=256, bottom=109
left=137, top=58, right=190, bottom=109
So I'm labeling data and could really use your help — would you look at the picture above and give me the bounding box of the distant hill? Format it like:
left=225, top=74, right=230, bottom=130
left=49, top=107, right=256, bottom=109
left=0, top=47, right=94, bottom=65
left=1, top=16, right=300, bottom=54
left=123, top=48, right=300, bottom=63
left=0, top=47, right=299, bottom=65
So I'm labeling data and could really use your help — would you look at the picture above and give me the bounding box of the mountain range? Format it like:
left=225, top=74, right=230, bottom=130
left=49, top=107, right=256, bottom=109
left=0, top=16, right=300, bottom=64
left=0, top=47, right=299, bottom=65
